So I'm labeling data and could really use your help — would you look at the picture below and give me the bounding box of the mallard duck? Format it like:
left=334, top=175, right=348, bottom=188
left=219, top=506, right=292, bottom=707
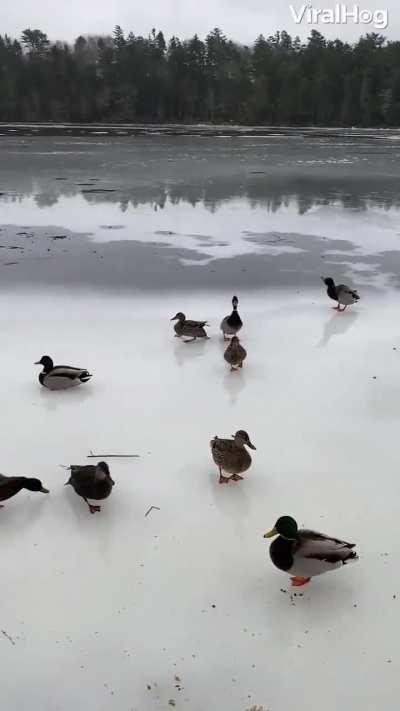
left=264, top=516, right=358, bottom=587
left=65, top=461, right=114, bottom=514
left=321, top=277, right=360, bottom=312
left=35, top=355, right=92, bottom=390
left=220, top=296, right=243, bottom=340
left=224, top=336, right=247, bottom=371
left=0, top=474, right=49, bottom=507
left=170, top=313, right=209, bottom=342
left=210, top=430, right=256, bottom=484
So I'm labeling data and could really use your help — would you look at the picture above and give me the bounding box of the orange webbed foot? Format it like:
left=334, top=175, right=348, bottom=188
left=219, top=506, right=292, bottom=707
left=290, top=576, right=311, bottom=587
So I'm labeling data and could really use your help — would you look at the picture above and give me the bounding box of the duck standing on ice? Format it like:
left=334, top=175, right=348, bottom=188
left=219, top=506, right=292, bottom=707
left=220, top=295, right=243, bottom=340
left=170, top=312, right=209, bottom=343
left=65, top=461, right=114, bottom=514
left=264, top=516, right=358, bottom=587
left=210, top=430, right=256, bottom=483
left=224, top=336, right=247, bottom=371
left=35, top=355, right=92, bottom=390
left=321, top=277, right=360, bottom=312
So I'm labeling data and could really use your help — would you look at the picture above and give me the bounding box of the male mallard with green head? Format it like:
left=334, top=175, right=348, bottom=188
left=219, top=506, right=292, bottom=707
left=35, top=355, right=92, bottom=390
left=220, top=296, right=243, bottom=340
left=321, top=277, right=360, bottom=312
left=264, top=516, right=358, bottom=586
left=210, top=430, right=256, bottom=483
left=65, top=461, right=114, bottom=514
left=170, top=313, right=209, bottom=343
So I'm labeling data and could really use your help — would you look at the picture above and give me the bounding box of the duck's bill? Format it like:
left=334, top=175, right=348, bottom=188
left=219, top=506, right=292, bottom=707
left=170, top=316, right=178, bottom=321
left=34, top=360, right=41, bottom=365
left=40, top=487, right=50, bottom=493
left=248, top=442, right=256, bottom=450
left=263, top=527, right=277, bottom=538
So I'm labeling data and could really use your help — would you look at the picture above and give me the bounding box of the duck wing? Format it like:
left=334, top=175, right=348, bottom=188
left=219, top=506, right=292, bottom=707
left=298, top=530, right=356, bottom=558
left=220, top=315, right=229, bottom=330
left=67, top=465, right=95, bottom=485
left=180, top=320, right=208, bottom=338
left=43, top=365, right=92, bottom=390
left=210, top=437, right=234, bottom=463
left=51, top=366, right=91, bottom=380
left=290, top=529, right=358, bottom=577
left=336, top=285, right=360, bottom=304
left=184, top=320, right=208, bottom=328
left=210, top=437, right=250, bottom=474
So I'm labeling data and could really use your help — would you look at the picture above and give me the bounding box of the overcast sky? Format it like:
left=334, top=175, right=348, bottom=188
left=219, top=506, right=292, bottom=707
left=0, top=0, right=398, bottom=44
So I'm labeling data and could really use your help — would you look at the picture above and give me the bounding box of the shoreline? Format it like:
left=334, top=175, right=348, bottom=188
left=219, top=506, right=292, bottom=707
left=1, top=123, right=400, bottom=139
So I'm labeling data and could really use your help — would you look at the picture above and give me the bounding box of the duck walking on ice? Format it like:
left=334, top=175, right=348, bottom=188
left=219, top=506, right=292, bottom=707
left=35, top=355, right=92, bottom=390
left=321, top=277, right=360, bottom=312
left=170, top=313, right=209, bottom=343
left=65, top=461, right=114, bottom=514
left=224, top=336, right=247, bottom=371
left=220, top=296, right=243, bottom=340
left=210, top=430, right=256, bottom=484
left=0, top=473, right=49, bottom=507
left=264, top=516, right=358, bottom=587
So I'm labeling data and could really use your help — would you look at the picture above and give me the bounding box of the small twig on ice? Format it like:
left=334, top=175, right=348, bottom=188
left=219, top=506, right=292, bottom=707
left=1, top=630, right=15, bottom=646
left=87, top=450, right=140, bottom=459
left=145, top=506, right=160, bottom=517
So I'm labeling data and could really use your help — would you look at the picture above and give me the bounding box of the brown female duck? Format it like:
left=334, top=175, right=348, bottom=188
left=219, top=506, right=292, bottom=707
left=171, top=313, right=209, bottom=342
left=210, top=430, right=256, bottom=484
left=224, top=336, right=247, bottom=371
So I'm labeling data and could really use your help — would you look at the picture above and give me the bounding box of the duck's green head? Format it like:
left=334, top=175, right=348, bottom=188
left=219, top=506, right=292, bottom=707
left=264, top=516, right=298, bottom=540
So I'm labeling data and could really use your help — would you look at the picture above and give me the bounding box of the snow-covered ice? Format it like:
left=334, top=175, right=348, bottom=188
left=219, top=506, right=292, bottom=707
left=1, top=132, right=400, bottom=709
left=0, top=286, right=399, bottom=711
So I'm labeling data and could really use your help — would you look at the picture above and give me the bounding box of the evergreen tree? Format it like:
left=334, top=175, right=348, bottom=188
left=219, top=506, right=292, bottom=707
left=0, top=27, right=397, bottom=126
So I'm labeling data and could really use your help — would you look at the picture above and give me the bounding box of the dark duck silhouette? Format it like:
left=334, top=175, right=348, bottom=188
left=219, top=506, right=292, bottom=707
left=0, top=474, right=49, bottom=507
left=321, top=277, right=360, bottom=312
left=220, top=296, right=243, bottom=340
left=35, top=355, right=92, bottom=390
left=65, top=461, right=114, bottom=513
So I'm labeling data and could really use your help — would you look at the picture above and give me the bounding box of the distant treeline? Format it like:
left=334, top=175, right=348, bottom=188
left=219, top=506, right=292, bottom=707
left=1, top=27, right=400, bottom=125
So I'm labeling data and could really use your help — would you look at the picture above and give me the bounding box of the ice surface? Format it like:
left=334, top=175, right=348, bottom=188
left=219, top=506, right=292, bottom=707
left=0, top=287, right=398, bottom=711
left=1, top=134, right=399, bottom=709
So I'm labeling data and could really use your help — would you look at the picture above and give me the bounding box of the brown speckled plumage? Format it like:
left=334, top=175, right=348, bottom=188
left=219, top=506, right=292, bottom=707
left=224, top=336, right=247, bottom=370
left=210, top=430, right=256, bottom=483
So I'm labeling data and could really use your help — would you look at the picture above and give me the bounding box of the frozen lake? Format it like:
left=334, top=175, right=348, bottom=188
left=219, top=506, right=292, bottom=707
left=1, top=132, right=400, bottom=291
left=0, top=133, right=400, bottom=710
